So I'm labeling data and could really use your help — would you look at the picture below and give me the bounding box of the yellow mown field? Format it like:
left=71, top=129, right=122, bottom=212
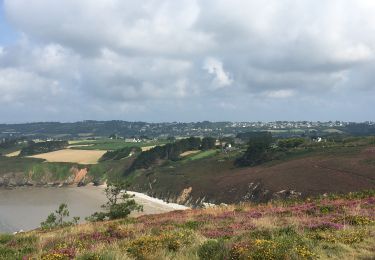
left=141, top=145, right=156, bottom=151
left=5, top=151, right=21, bottom=157
left=28, top=149, right=106, bottom=164
left=180, top=150, right=200, bottom=157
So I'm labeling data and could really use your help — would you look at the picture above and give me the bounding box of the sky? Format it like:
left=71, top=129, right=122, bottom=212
left=0, top=0, right=375, bottom=123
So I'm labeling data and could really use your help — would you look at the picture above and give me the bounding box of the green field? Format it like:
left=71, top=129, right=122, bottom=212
left=185, top=149, right=218, bottom=161
left=69, top=139, right=169, bottom=151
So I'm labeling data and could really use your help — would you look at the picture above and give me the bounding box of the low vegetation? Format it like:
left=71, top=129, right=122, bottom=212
left=99, top=147, right=141, bottom=162
left=1, top=191, right=373, bottom=259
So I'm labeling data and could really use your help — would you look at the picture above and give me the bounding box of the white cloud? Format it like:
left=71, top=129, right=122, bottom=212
left=263, top=89, right=295, bottom=99
left=1, top=0, right=375, bottom=121
left=203, top=57, right=233, bottom=88
left=0, top=68, right=62, bottom=103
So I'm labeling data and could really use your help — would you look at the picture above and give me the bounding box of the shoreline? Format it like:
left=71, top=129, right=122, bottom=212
left=0, top=184, right=189, bottom=233
left=96, top=183, right=189, bottom=211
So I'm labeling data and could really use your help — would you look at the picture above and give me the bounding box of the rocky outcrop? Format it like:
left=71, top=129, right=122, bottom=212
left=0, top=172, right=31, bottom=187
left=0, top=166, right=89, bottom=188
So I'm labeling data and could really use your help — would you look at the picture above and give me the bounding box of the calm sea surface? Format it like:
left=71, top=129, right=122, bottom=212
left=0, top=186, right=107, bottom=233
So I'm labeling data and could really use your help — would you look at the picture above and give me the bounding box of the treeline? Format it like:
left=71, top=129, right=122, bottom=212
left=19, top=141, right=68, bottom=156
left=277, top=138, right=305, bottom=149
left=0, top=137, right=26, bottom=154
left=99, top=146, right=142, bottom=162
left=127, top=137, right=216, bottom=173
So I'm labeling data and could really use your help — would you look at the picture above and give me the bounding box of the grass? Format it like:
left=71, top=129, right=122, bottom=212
left=185, top=150, right=218, bottom=161
left=0, top=156, right=96, bottom=183
left=1, top=191, right=374, bottom=259
left=0, top=156, right=45, bottom=175
left=69, top=139, right=169, bottom=151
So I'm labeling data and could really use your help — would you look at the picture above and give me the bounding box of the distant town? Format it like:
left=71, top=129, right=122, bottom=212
left=0, top=120, right=374, bottom=141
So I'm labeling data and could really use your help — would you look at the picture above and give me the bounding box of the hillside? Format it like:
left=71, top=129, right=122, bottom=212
left=1, top=191, right=374, bottom=259
left=127, top=144, right=375, bottom=206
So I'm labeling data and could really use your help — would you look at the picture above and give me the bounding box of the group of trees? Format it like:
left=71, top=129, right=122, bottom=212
left=19, top=140, right=68, bottom=156
left=0, top=137, right=26, bottom=155
left=128, top=137, right=216, bottom=173
left=235, top=132, right=274, bottom=167
left=277, top=138, right=305, bottom=149
left=99, top=146, right=142, bottom=162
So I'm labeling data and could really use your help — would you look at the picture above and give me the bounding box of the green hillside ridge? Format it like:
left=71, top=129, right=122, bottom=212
left=125, top=137, right=375, bottom=206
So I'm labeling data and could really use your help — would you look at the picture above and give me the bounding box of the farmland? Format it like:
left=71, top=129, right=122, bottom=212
left=4, top=150, right=20, bottom=157
left=28, top=149, right=107, bottom=164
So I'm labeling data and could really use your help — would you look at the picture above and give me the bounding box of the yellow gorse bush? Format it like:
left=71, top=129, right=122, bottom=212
left=294, top=245, right=318, bottom=259
left=126, top=230, right=193, bottom=259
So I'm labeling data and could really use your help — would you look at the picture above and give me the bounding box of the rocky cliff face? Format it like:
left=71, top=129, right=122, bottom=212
left=0, top=166, right=88, bottom=188
left=132, top=181, right=302, bottom=208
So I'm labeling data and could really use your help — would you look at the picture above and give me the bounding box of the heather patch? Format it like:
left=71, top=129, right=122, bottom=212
left=1, top=191, right=374, bottom=259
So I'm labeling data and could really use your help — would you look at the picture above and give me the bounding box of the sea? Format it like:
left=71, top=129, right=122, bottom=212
left=0, top=186, right=107, bottom=233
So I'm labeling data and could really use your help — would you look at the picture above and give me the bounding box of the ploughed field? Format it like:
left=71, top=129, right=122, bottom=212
left=1, top=191, right=374, bottom=259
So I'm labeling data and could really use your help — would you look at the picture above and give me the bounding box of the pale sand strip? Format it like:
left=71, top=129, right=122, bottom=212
left=128, top=191, right=189, bottom=211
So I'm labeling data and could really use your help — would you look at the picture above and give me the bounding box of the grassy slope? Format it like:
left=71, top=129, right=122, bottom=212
left=1, top=192, right=374, bottom=259
left=128, top=144, right=375, bottom=204
left=0, top=156, right=81, bottom=182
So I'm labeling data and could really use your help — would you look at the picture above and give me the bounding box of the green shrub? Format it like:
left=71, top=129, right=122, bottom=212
left=319, top=205, right=334, bottom=214
left=334, top=215, right=374, bottom=226
left=198, top=240, right=227, bottom=260
left=181, top=221, right=202, bottom=230
left=0, top=246, right=16, bottom=259
left=0, top=234, right=13, bottom=244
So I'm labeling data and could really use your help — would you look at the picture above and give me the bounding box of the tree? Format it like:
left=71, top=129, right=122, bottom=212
left=235, top=134, right=273, bottom=167
left=40, top=213, right=57, bottom=230
left=40, top=203, right=80, bottom=230
left=201, top=137, right=216, bottom=150
left=87, top=181, right=143, bottom=221
left=55, top=203, right=70, bottom=226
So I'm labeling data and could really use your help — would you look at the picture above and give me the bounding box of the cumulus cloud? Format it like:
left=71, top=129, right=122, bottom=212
left=203, top=57, right=233, bottom=88
left=0, top=0, right=375, bottom=122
